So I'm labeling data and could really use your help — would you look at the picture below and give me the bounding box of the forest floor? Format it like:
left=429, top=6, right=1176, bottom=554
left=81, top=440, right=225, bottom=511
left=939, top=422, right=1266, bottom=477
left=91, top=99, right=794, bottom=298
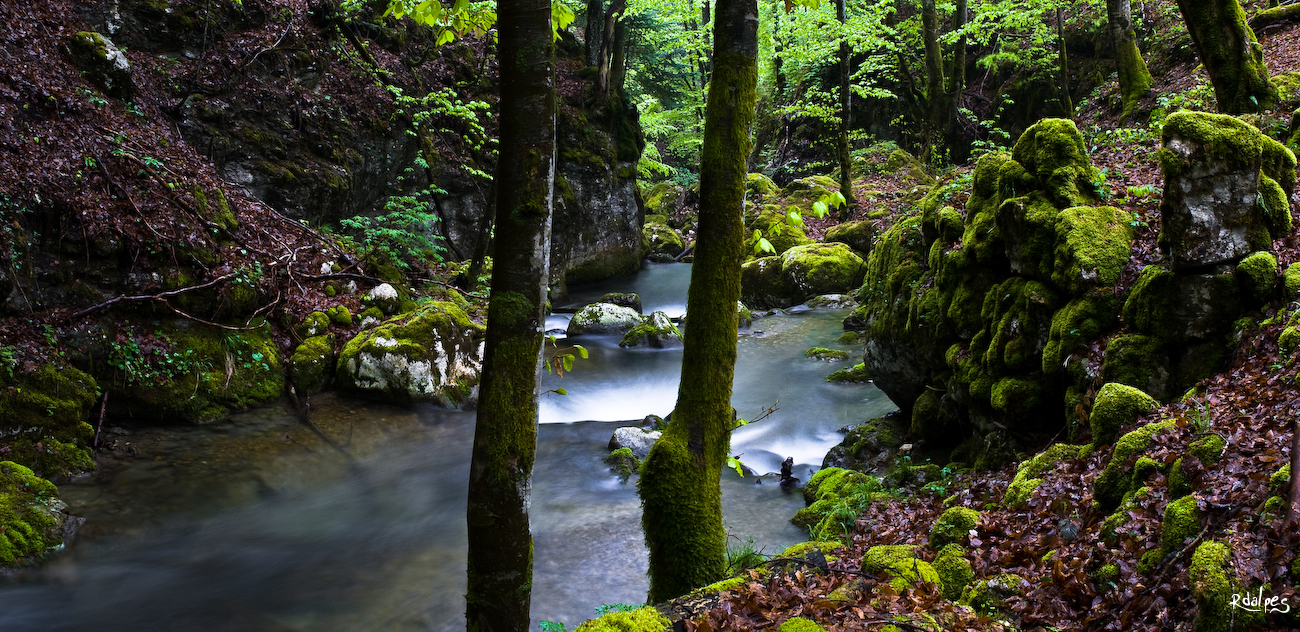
left=685, top=20, right=1300, bottom=632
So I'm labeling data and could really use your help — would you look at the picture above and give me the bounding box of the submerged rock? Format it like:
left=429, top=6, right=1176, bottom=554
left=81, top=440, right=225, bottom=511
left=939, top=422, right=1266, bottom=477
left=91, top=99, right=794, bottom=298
left=336, top=302, right=484, bottom=406
left=609, top=426, right=661, bottom=459
left=567, top=302, right=644, bottom=335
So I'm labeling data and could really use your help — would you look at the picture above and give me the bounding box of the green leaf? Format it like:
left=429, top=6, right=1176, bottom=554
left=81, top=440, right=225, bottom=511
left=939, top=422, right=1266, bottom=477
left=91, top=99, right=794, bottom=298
left=573, top=344, right=588, bottom=359
left=785, top=209, right=804, bottom=227
left=726, top=456, right=745, bottom=477
left=829, top=191, right=846, bottom=208
left=562, top=354, right=574, bottom=372
left=756, top=237, right=775, bottom=255
left=811, top=200, right=828, bottom=218
left=555, top=387, right=568, bottom=396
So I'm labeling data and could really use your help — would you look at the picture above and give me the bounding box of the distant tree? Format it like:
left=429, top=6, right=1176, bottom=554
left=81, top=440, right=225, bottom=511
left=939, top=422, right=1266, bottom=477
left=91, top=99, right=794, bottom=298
left=463, top=0, right=556, bottom=628
left=638, top=0, right=758, bottom=603
left=835, top=0, right=854, bottom=215
left=1176, top=0, right=1277, bottom=113
left=1105, top=0, right=1153, bottom=117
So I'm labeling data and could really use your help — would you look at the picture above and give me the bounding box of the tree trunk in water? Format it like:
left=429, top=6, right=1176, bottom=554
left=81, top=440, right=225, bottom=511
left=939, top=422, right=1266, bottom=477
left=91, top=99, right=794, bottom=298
left=1176, top=0, right=1277, bottom=113
left=921, top=0, right=945, bottom=163
left=585, top=0, right=603, bottom=66
left=464, top=0, right=555, bottom=626
left=836, top=0, right=854, bottom=215
left=1056, top=8, right=1073, bottom=116
left=639, top=0, right=757, bottom=604
left=1106, top=0, right=1153, bottom=117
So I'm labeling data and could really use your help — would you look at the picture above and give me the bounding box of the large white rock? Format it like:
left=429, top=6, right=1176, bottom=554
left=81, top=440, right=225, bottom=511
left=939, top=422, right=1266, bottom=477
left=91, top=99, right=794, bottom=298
left=567, top=302, right=644, bottom=335
left=335, top=302, right=484, bottom=406
left=609, top=426, right=662, bottom=460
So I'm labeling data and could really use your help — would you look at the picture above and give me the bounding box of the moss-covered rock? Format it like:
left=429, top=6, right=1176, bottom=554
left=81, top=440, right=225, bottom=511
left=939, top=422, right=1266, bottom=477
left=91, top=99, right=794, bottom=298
left=746, top=172, right=781, bottom=198
left=296, top=310, right=331, bottom=339
left=1011, top=119, right=1098, bottom=209
left=621, top=311, right=681, bottom=348
left=642, top=221, right=686, bottom=260
left=1143, top=494, right=1200, bottom=574
left=1236, top=251, right=1278, bottom=303
left=805, top=347, right=849, bottom=361
left=326, top=305, right=353, bottom=326
left=363, top=283, right=403, bottom=316
left=837, top=331, right=861, bottom=345
left=66, top=31, right=134, bottom=99
left=1122, top=265, right=1175, bottom=338
left=862, top=545, right=940, bottom=591
left=0, top=461, right=69, bottom=566
left=824, top=221, right=877, bottom=257
left=1189, top=541, right=1232, bottom=632
left=1090, top=382, right=1159, bottom=446
left=793, top=468, right=883, bottom=539
left=0, top=364, right=98, bottom=477
left=568, top=303, right=644, bottom=335
left=1003, top=443, right=1084, bottom=507
left=603, top=447, right=640, bottom=478
left=1284, top=263, right=1300, bottom=300
left=1169, top=434, right=1228, bottom=497
left=1100, top=486, right=1151, bottom=543
left=740, top=256, right=794, bottom=309
left=1259, top=175, right=1292, bottom=240
left=1094, top=419, right=1175, bottom=510
left=780, top=243, right=866, bottom=300
left=821, top=417, right=904, bottom=470
left=1052, top=206, right=1133, bottom=295
left=745, top=209, right=815, bottom=259
left=932, top=544, right=974, bottom=600
left=1100, top=334, right=1171, bottom=400
left=1043, top=291, right=1118, bottom=374
left=960, top=573, right=1027, bottom=612
left=644, top=182, right=686, bottom=216
left=600, top=292, right=643, bottom=313
left=929, top=507, right=980, bottom=547
left=288, top=334, right=335, bottom=394
left=573, top=606, right=670, bottom=631
left=336, top=302, right=484, bottom=406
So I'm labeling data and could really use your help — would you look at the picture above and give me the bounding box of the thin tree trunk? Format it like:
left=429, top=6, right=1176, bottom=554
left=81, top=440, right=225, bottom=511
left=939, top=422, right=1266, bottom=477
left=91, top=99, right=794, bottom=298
left=836, top=0, right=854, bottom=215
left=1288, top=414, right=1300, bottom=543
left=596, top=0, right=628, bottom=98
left=1176, top=0, right=1277, bottom=113
left=464, top=0, right=555, bottom=626
left=1056, top=7, right=1074, bottom=115
left=1106, top=0, right=1154, bottom=117
left=921, top=0, right=945, bottom=163
left=639, top=0, right=757, bottom=604
left=585, top=0, right=604, bottom=66
left=611, top=19, right=629, bottom=94
left=772, top=0, right=785, bottom=101
left=947, top=0, right=967, bottom=147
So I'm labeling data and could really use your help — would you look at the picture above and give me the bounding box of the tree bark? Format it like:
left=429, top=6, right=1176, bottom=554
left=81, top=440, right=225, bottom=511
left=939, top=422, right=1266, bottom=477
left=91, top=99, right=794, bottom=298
left=596, top=0, right=628, bottom=98
left=1176, top=0, right=1277, bottom=113
left=772, top=0, right=785, bottom=100
left=947, top=0, right=967, bottom=145
left=464, top=0, right=555, bottom=626
left=1056, top=7, right=1073, bottom=115
left=639, top=0, right=757, bottom=604
left=1106, top=0, right=1154, bottom=117
left=1288, top=414, right=1300, bottom=543
left=921, top=0, right=945, bottom=163
left=1249, top=2, right=1300, bottom=31
left=836, top=0, right=855, bottom=215
left=585, top=0, right=604, bottom=66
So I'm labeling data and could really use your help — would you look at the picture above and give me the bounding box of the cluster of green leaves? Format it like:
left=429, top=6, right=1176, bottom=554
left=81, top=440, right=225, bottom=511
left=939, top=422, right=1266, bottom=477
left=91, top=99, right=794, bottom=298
left=340, top=186, right=446, bottom=271
left=543, top=335, right=588, bottom=393
left=107, top=332, right=213, bottom=387
left=0, top=193, right=34, bottom=274
left=382, top=0, right=499, bottom=44
left=0, top=345, right=17, bottom=378
left=752, top=190, right=845, bottom=255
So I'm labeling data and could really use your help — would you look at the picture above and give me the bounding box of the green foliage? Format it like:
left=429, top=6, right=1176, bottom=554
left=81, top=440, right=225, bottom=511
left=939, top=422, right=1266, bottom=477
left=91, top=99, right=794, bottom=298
left=339, top=188, right=446, bottom=272
left=724, top=534, right=768, bottom=575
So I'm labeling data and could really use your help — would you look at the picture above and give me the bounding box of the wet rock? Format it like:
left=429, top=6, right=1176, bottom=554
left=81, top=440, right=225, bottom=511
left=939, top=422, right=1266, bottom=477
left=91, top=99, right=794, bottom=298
left=288, top=334, right=336, bottom=394
left=609, top=426, right=661, bottom=460
left=364, top=283, right=402, bottom=315
left=599, top=292, right=642, bottom=313
left=620, top=311, right=681, bottom=348
left=335, top=302, right=484, bottom=406
left=66, top=31, right=133, bottom=99
left=567, top=302, right=643, bottom=335
left=0, top=462, right=73, bottom=567
left=0, top=365, right=98, bottom=477
left=804, top=294, right=856, bottom=309
left=642, top=221, right=685, bottom=262
left=740, top=256, right=791, bottom=310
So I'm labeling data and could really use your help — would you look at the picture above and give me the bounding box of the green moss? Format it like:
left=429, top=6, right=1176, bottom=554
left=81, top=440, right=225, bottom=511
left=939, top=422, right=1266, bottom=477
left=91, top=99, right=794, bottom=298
left=0, top=364, right=98, bottom=477
left=1132, top=455, right=1164, bottom=488
left=1236, top=251, right=1278, bottom=303
left=746, top=173, right=780, bottom=197
left=1052, top=206, right=1133, bottom=295
left=335, top=302, right=483, bottom=406
left=0, top=461, right=64, bottom=565
left=1004, top=476, right=1043, bottom=508
left=1043, top=291, right=1118, bottom=374
left=1189, top=434, right=1227, bottom=464
left=288, top=335, right=335, bottom=394
left=1284, top=263, right=1300, bottom=300
left=296, top=311, right=331, bottom=339
left=837, top=331, right=861, bottom=345
left=779, top=540, right=842, bottom=560
left=780, top=242, right=866, bottom=298
left=1259, top=175, right=1292, bottom=240
left=776, top=617, right=827, bottom=632
left=862, top=545, right=940, bottom=591
left=1159, top=111, right=1267, bottom=177
left=603, top=447, right=641, bottom=478
left=1269, top=463, right=1291, bottom=494
left=805, top=347, right=849, bottom=361
left=909, top=388, right=950, bottom=439
left=740, top=256, right=792, bottom=309
left=824, top=221, right=877, bottom=256
left=932, top=544, right=973, bottom=600
left=1100, top=334, right=1169, bottom=399
left=1093, top=419, right=1175, bottom=510
left=1100, top=486, right=1151, bottom=542
left=326, top=306, right=353, bottom=326
left=1090, top=381, right=1161, bottom=448
left=930, top=507, right=980, bottom=547
left=1189, top=541, right=1232, bottom=632
left=989, top=376, right=1047, bottom=420
left=1122, top=265, right=1175, bottom=338
left=1004, top=443, right=1083, bottom=507
left=1010, top=118, right=1098, bottom=208
left=642, top=221, right=685, bottom=258
left=1096, top=563, right=1119, bottom=588
left=960, top=574, right=1026, bottom=612
left=573, top=606, right=670, bottom=631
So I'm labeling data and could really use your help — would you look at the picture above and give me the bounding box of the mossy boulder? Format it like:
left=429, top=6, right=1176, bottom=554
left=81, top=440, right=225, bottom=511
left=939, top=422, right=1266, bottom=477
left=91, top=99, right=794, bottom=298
left=1094, top=419, right=1175, bottom=510
left=961, top=574, right=1027, bottom=612
left=1141, top=494, right=1200, bottom=574
left=326, top=305, right=353, bottom=326
left=288, top=334, right=335, bottom=394
left=824, top=221, right=877, bottom=257
left=1004, top=443, right=1084, bottom=507
left=826, top=362, right=870, bottom=383
left=621, top=311, right=681, bottom=348
left=0, top=364, right=98, bottom=477
left=746, top=173, right=781, bottom=198
left=782, top=175, right=840, bottom=204
left=0, top=461, right=70, bottom=566
left=780, top=243, right=866, bottom=306
left=805, top=347, right=849, bottom=361
left=821, top=417, right=904, bottom=471
left=1189, top=541, right=1233, bottom=632
left=1011, top=119, right=1098, bottom=208
left=336, top=302, right=484, bottom=406
left=644, top=182, right=686, bottom=216
left=1100, top=334, right=1172, bottom=400
left=573, top=606, right=670, bottom=631
left=66, top=31, right=134, bottom=99
left=642, top=221, right=685, bottom=260
left=1052, top=206, right=1133, bottom=295
left=861, top=545, right=940, bottom=591
left=364, top=283, right=403, bottom=316
left=1158, top=111, right=1274, bottom=269
left=930, top=507, right=980, bottom=547
left=600, top=292, right=643, bottom=313
left=1236, top=251, right=1278, bottom=303
left=740, top=256, right=795, bottom=309
left=568, top=303, right=644, bottom=335
left=1284, top=263, right=1300, bottom=300
left=794, top=467, right=882, bottom=538
left=1043, top=291, right=1117, bottom=374
left=745, top=209, right=815, bottom=259
left=1090, top=382, right=1159, bottom=446
left=932, top=544, right=974, bottom=600
left=603, top=447, right=640, bottom=478
left=296, top=311, right=331, bottom=339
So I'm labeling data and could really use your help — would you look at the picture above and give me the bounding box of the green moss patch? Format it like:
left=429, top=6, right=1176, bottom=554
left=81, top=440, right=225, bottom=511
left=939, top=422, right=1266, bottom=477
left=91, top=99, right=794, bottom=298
left=1090, top=382, right=1159, bottom=446
left=0, top=461, right=65, bottom=565
left=929, top=507, right=980, bottom=547
left=0, top=364, right=98, bottom=477
left=862, top=545, right=940, bottom=591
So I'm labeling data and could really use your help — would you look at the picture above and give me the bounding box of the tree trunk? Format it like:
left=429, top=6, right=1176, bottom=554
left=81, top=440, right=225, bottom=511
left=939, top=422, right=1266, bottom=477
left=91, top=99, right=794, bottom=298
left=836, top=0, right=854, bottom=215
left=464, top=0, right=555, bottom=626
left=921, top=0, right=945, bottom=163
left=596, top=0, right=628, bottom=99
left=1056, top=7, right=1074, bottom=116
left=611, top=19, right=629, bottom=94
left=585, top=0, right=604, bottom=66
left=1288, top=414, right=1300, bottom=543
left=1106, top=0, right=1154, bottom=117
left=639, top=0, right=757, bottom=604
left=772, top=0, right=785, bottom=100
left=1176, top=0, right=1277, bottom=113
left=947, top=0, right=967, bottom=147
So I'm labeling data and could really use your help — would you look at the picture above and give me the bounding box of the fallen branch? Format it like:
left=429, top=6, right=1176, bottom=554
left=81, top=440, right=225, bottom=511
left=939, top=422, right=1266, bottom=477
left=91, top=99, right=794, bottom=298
left=72, top=272, right=236, bottom=318
left=1250, top=2, right=1300, bottom=30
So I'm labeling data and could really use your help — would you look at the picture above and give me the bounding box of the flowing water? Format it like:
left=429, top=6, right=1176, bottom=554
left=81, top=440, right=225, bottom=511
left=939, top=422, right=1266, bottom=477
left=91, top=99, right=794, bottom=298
left=0, top=262, right=894, bottom=631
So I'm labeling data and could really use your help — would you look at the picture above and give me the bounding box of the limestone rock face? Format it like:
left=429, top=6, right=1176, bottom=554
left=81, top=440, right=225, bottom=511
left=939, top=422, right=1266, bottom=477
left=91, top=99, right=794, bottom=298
left=609, top=426, right=662, bottom=459
left=1158, top=111, right=1273, bottom=270
left=66, top=31, right=133, bottom=99
left=566, top=302, right=643, bottom=335
left=336, top=302, right=485, bottom=406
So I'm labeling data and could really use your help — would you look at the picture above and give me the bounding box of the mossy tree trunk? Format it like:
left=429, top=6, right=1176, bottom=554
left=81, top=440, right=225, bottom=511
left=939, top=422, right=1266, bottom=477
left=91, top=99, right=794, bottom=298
left=1056, top=8, right=1073, bottom=115
left=1105, top=0, right=1153, bottom=117
left=464, top=0, right=555, bottom=626
left=596, top=0, right=628, bottom=98
left=639, top=0, right=756, bottom=604
left=836, top=0, right=855, bottom=216
left=921, top=0, right=946, bottom=163
left=1176, top=0, right=1277, bottom=113
left=585, top=0, right=604, bottom=66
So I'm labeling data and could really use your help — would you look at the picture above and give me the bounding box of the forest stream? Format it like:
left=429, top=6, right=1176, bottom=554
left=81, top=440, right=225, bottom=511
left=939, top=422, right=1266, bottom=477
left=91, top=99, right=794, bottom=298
left=0, top=263, right=895, bottom=631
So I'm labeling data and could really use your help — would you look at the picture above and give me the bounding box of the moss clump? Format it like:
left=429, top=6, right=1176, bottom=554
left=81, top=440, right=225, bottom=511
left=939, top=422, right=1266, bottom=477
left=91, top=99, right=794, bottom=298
left=1043, top=292, right=1117, bottom=374
left=0, top=364, right=98, bottom=477
left=288, top=335, right=335, bottom=394
left=1155, top=495, right=1201, bottom=565
left=573, top=606, right=670, bottom=632
left=1259, top=175, right=1292, bottom=240
left=776, top=617, right=827, bottom=632
left=805, top=347, right=849, bottom=361
left=779, top=540, right=842, bottom=561
left=1100, top=486, right=1151, bottom=543
left=603, top=447, right=640, bottom=478
left=0, top=461, right=65, bottom=565
left=746, top=172, right=781, bottom=197
left=1052, top=206, right=1133, bottom=295
left=930, top=507, right=980, bottom=547
left=296, top=311, right=332, bottom=339
left=1158, top=111, right=1267, bottom=177
left=1170, top=434, right=1228, bottom=498
left=961, top=574, right=1026, bottom=612
left=1284, top=263, right=1300, bottom=300
left=621, top=312, right=682, bottom=348
left=1189, top=541, right=1232, bottom=632
left=1269, top=463, right=1291, bottom=494
left=1004, top=443, right=1083, bottom=507
left=1096, top=563, right=1119, bottom=588
left=837, top=331, right=861, bottom=345
left=1093, top=420, right=1175, bottom=510
left=826, top=363, right=869, bottom=383
left=1090, top=382, right=1159, bottom=446
left=1122, top=265, right=1175, bottom=337
left=326, top=306, right=353, bottom=326
left=862, top=545, right=940, bottom=591
left=1100, top=334, right=1170, bottom=399
left=932, top=544, right=974, bottom=600
left=780, top=243, right=867, bottom=300
left=1236, top=251, right=1278, bottom=303
left=824, top=221, right=877, bottom=256
left=1010, top=118, right=1098, bottom=208
left=1131, top=456, right=1164, bottom=488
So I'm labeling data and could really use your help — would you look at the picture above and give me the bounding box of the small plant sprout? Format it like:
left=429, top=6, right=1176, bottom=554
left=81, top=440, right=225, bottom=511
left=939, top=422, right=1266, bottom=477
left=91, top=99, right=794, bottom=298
left=542, top=335, right=588, bottom=395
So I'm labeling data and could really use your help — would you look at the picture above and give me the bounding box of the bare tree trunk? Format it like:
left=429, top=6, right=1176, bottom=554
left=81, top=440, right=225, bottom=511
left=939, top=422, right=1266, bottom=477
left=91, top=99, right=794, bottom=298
left=464, top=0, right=555, bottom=626
left=1106, top=0, right=1154, bottom=117
left=921, top=0, right=945, bottom=163
left=639, top=0, right=757, bottom=603
left=836, top=0, right=854, bottom=215
left=947, top=0, right=967, bottom=147
left=1288, top=415, right=1300, bottom=544
left=596, top=0, right=628, bottom=98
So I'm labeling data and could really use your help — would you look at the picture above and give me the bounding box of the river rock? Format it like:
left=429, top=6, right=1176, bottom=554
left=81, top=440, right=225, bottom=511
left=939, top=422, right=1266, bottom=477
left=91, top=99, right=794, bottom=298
left=335, top=302, right=485, bottom=406
left=288, top=334, right=336, bottom=394
left=567, top=302, right=643, bottom=335
left=621, top=311, right=681, bottom=348
left=609, top=426, right=662, bottom=459
left=600, top=292, right=643, bottom=313
left=66, top=31, right=133, bottom=99
left=805, top=294, right=856, bottom=309
left=1158, top=111, right=1274, bottom=270
left=824, top=221, right=877, bottom=257
left=0, top=462, right=74, bottom=566
left=781, top=243, right=867, bottom=300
